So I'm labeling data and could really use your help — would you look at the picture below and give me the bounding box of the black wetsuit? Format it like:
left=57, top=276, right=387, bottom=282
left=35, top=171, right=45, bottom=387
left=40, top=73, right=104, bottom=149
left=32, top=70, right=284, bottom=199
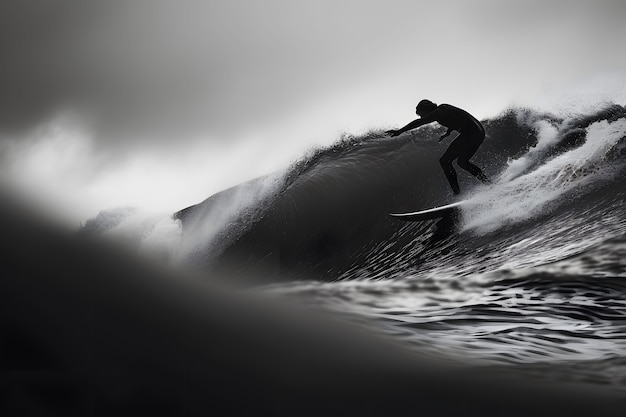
left=433, top=104, right=489, bottom=194
left=389, top=103, right=490, bottom=194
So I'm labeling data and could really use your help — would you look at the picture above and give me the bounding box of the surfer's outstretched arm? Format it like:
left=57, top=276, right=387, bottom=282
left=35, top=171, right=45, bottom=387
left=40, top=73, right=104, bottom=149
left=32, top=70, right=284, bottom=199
left=386, top=110, right=438, bottom=137
left=386, top=118, right=429, bottom=137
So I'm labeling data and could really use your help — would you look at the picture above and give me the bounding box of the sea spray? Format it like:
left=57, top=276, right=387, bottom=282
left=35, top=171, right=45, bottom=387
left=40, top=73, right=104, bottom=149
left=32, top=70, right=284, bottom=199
left=462, top=116, right=626, bottom=233
left=175, top=170, right=288, bottom=265
left=498, top=114, right=560, bottom=182
left=138, top=215, right=183, bottom=263
left=83, top=207, right=183, bottom=263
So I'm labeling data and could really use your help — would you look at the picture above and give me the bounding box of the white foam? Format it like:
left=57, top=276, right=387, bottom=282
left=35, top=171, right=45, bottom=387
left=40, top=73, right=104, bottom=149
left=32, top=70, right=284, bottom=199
left=462, top=117, right=626, bottom=233
left=499, top=117, right=560, bottom=182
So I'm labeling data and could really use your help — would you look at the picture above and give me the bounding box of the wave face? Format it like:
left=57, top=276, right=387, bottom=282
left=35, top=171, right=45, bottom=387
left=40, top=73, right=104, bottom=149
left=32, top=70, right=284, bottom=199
left=177, top=104, right=626, bottom=388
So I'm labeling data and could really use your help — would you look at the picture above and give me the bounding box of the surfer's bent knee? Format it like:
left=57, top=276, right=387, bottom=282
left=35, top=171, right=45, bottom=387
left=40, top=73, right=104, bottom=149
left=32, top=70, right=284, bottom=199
left=457, top=158, right=472, bottom=170
left=439, top=155, right=453, bottom=168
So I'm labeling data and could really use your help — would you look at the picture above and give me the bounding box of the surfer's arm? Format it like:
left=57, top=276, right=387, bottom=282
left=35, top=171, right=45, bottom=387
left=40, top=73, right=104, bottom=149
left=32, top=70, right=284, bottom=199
left=386, top=108, right=440, bottom=137
left=386, top=118, right=430, bottom=137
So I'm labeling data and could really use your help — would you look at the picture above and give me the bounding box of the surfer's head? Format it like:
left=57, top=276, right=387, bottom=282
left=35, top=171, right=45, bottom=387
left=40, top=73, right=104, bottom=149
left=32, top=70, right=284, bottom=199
left=416, top=99, right=437, bottom=117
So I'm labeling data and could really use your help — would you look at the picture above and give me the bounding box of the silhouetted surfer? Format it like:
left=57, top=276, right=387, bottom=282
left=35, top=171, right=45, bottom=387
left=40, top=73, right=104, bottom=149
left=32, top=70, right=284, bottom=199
left=387, top=99, right=490, bottom=195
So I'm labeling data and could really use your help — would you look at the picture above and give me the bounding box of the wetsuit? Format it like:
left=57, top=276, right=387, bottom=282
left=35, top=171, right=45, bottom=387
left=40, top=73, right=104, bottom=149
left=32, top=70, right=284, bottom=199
left=389, top=103, right=489, bottom=194
left=434, top=104, right=489, bottom=194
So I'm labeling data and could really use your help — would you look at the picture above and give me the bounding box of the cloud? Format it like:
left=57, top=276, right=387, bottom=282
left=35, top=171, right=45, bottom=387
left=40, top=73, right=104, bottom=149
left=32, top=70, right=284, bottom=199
left=2, top=0, right=625, bottom=145
left=0, top=1, right=214, bottom=145
left=0, top=1, right=449, bottom=148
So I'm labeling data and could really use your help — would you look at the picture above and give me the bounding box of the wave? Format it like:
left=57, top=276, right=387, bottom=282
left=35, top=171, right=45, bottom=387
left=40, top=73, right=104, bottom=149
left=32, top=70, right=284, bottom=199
left=66, top=102, right=626, bottom=397
left=4, top=187, right=624, bottom=414
left=72, top=102, right=626, bottom=395
left=174, top=104, right=626, bottom=282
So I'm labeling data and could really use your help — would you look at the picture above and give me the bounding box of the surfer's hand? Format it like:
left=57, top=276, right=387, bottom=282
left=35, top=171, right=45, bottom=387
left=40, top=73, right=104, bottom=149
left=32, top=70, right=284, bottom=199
left=386, top=129, right=400, bottom=137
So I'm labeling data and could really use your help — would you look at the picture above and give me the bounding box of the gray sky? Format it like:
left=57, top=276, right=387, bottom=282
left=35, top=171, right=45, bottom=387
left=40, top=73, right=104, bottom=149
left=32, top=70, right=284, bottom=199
left=1, top=0, right=625, bottom=223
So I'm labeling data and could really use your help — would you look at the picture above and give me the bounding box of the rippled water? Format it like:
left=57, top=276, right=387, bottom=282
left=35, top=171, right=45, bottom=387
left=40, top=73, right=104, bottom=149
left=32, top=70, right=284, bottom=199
left=139, top=107, right=626, bottom=394
left=265, top=189, right=626, bottom=390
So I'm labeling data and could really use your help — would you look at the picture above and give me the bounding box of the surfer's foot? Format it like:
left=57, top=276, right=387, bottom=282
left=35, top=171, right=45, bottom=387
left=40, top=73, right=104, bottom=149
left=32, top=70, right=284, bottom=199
left=476, top=171, right=491, bottom=184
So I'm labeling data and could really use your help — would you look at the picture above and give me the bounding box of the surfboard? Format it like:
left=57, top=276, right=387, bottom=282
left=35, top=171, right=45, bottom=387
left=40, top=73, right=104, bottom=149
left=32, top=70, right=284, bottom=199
left=389, top=201, right=465, bottom=221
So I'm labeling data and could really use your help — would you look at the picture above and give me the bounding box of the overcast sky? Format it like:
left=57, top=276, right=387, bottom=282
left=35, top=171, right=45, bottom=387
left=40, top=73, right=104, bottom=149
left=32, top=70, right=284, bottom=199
left=1, top=0, right=625, bottom=224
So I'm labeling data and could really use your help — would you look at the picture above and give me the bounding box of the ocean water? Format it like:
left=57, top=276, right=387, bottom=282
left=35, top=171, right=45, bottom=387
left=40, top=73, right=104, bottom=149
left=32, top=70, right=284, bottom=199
left=66, top=103, right=626, bottom=414
left=158, top=104, right=626, bottom=392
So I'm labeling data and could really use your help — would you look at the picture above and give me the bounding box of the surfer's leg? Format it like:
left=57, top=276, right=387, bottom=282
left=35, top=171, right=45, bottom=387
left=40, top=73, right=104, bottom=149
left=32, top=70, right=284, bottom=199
left=439, top=156, right=460, bottom=194
left=440, top=142, right=462, bottom=195
left=457, top=130, right=490, bottom=184
left=457, top=159, right=490, bottom=183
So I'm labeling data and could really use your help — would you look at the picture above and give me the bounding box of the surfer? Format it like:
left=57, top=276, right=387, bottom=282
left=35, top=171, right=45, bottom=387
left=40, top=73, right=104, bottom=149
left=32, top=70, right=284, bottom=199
left=387, top=99, right=490, bottom=195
